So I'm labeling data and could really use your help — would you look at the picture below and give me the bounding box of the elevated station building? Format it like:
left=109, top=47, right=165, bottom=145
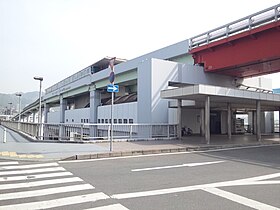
left=15, top=4, right=280, bottom=143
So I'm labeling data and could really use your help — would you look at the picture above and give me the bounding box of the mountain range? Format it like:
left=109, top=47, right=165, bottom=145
left=0, top=91, right=39, bottom=114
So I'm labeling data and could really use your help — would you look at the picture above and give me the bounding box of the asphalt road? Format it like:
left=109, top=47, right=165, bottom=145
left=60, top=145, right=280, bottom=210
left=1, top=145, right=280, bottom=209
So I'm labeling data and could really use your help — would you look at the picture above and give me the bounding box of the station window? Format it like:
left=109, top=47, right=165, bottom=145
left=72, top=119, right=74, bottom=122
left=66, top=119, right=68, bottom=122
left=98, top=119, right=101, bottom=123
left=86, top=119, right=89, bottom=123
left=101, top=119, right=104, bottom=123
left=81, top=119, right=83, bottom=123
left=123, top=119, right=128, bottom=124
left=129, top=119, right=133, bottom=124
left=118, top=119, right=122, bottom=124
left=114, top=119, right=117, bottom=123
left=105, top=119, right=108, bottom=124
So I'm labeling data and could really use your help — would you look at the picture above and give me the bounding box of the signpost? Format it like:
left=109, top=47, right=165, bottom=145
left=108, top=57, right=116, bottom=152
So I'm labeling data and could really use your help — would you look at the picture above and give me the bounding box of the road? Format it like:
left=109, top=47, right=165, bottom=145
left=1, top=145, right=280, bottom=209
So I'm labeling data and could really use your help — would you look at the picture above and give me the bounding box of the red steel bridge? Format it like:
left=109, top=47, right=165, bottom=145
left=189, top=4, right=280, bottom=78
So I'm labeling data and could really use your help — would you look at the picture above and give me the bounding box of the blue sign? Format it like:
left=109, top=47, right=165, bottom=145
left=107, top=84, right=119, bottom=93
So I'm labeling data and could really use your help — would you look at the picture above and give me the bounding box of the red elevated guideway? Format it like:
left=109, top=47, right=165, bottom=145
left=190, top=4, right=280, bottom=78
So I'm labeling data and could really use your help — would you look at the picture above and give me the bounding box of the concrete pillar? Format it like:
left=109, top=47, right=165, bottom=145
left=32, top=112, right=36, bottom=123
left=89, top=89, right=101, bottom=138
left=256, top=100, right=261, bottom=141
left=43, top=103, right=50, bottom=124
left=43, top=103, right=50, bottom=140
left=205, top=96, right=210, bottom=144
left=200, top=108, right=205, bottom=137
left=59, top=96, right=67, bottom=140
left=90, top=89, right=101, bottom=123
left=227, top=103, right=232, bottom=140
left=177, top=99, right=182, bottom=139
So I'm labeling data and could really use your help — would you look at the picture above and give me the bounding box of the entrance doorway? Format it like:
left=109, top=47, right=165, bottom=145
left=210, top=111, right=221, bottom=134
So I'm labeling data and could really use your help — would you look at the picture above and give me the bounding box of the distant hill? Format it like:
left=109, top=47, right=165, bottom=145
left=0, top=91, right=39, bottom=114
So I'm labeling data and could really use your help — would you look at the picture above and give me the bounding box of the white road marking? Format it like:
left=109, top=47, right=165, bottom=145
left=84, top=203, right=130, bottom=210
left=0, top=161, right=18, bottom=166
left=203, top=187, right=279, bottom=210
left=0, top=177, right=82, bottom=190
left=0, top=183, right=94, bottom=201
left=0, top=167, right=65, bottom=176
left=111, top=172, right=280, bottom=199
left=132, top=161, right=225, bottom=172
left=0, top=162, right=58, bottom=170
left=0, top=192, right=109, bottom=210
left=60, top=144, right=279, bottom=163
left=0, top=171, right=73, bottom=182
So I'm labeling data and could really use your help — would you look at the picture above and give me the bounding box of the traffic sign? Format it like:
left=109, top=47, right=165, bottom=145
left=109, top=72, right=115, bottom=83
left=107, top=84, right=119, bottom=92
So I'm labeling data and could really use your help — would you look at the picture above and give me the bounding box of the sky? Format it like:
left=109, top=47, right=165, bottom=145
left=0, top=0, right=280, bottom=94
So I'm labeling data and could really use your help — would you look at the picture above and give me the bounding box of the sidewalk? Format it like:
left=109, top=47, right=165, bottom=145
left=1, top=124, right=280, bottom=162
left=64, top=134, right=280, bottom=161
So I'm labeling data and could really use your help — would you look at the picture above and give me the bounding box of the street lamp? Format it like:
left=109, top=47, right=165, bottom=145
left=15, top=93, right=22, bottom=122
left=34, top=76, right=43, bottom=139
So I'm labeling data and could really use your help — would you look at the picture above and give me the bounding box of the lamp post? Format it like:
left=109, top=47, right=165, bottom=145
left=34, top=76, right=43, bottom=139
left=15, top=93, right=22, bottom=122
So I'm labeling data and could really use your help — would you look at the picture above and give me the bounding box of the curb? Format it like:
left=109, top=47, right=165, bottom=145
left=60, top=141, right=280, bottom=161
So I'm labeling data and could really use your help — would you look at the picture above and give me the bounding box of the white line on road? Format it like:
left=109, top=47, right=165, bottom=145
left=0, top=162, right=58, bottom=170
left=131, top=161, right=225, bottom=172
left=0, top=177, right=83, bottom=190
left=84, top=203, right=130, bottom=210
left=0, top=167, right=65, bottom=176
left=0, top=192, right=109, bottom=210
left=0, top=183, right=94, bottom=201
left=0, top=161, right=18, bottom=166
left=203, top=187, right=280, bottom=210
left=111, top=172, right=280, bottom=199
left=0, top=171, right=73, bottom=182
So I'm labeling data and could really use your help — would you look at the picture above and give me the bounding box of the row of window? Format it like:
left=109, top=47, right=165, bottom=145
left=98, top=119, right=134, bottom=124
left=65, top=118, right=134, bottom=124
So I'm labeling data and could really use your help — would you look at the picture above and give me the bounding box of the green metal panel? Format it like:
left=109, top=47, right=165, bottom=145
left=95, top=69, right=137, bottom=88
left=62, top=86, right=89, bottom=98
left=45, top=96, right=60, bottom=104
left=170, top=54, right=194, bottom=64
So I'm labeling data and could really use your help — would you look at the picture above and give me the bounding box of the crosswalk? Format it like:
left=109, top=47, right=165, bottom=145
left=0, top=161, right=129, bottom=210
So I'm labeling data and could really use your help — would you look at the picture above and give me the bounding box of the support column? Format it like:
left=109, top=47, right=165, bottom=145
left=59, top=96, right=67, bottom=140
left=177, top=99, right=182, bottom=139
left=227, top=103, right=232, bottom=140
left=89, top=89, right=101, bottom=138
left=32, top=112, right=36, bottom=123
left=256, top=100, right=261, bottom=141
left=205, top=96, right=210, bottom=144
left=200, top=108, right=205, bottom=137
left=43, top=103, right=50, bottom=140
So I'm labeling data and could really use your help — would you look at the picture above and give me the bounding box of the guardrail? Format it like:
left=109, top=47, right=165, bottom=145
left=0, top=121, right=178, bottom=141
left=189, top=4, right=280, bottom=50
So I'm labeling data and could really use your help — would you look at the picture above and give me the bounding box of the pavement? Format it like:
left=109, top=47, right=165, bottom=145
left=1, top=125, right=280, bottom=161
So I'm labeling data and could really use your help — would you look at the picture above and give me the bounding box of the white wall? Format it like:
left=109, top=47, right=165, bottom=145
left=97, top=102, right=137, bottom=124
left=65, top=108, right=90, bottom=123
left=138, top=58, right=179, bottom=123
left=182, top=108, right=200, bottom=134
left=48, top=111, right=60, bottom=123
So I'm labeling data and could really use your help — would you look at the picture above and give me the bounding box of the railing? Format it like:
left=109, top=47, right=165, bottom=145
left=45, top=66, right=91, bottom=94
left=189, top=4, right=280, bottom=50
left=0, top=121, right=178, bottom=141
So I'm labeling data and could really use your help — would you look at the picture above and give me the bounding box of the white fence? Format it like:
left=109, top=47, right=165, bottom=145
left=189, top=4, right=280, bottom=49
left=0, top=121, right=177, bottom=141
